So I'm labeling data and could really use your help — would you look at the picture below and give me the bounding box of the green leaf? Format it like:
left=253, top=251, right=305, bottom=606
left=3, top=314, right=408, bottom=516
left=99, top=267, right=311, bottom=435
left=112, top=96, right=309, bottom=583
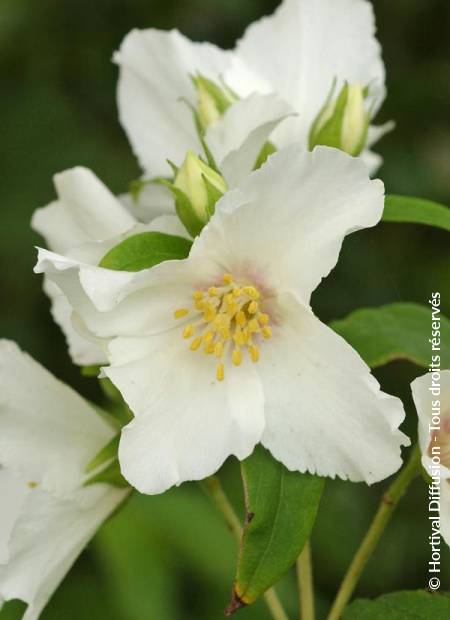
left=84, top=458, right=129, bottom=489
left=98, top=232, right=192, bottom=272
left=383, top=194, right=450, bottom=232
left=85, top=433, right=120, bottom=473
left=330, top=303, right=450, bottom=369
left=343, top=590, right=450, bottom=619
left=229, top=446, right=324, bottom=609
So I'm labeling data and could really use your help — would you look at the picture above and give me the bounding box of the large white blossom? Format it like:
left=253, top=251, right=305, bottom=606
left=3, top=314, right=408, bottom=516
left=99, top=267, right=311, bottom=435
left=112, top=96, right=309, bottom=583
left=0, top=340, right=128, bottom=619
left=32, top=166, right=186, bottom=365
left=115, top=0, right=389, bottom=177
left=36, top=146, right=408, bottom=494
left=411, top=369, right=450, bottom=546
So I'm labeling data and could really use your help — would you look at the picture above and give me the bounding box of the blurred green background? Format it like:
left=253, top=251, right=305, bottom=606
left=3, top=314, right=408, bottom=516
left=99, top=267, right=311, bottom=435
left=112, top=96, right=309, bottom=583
left=1, top=0, right=449, bottom=618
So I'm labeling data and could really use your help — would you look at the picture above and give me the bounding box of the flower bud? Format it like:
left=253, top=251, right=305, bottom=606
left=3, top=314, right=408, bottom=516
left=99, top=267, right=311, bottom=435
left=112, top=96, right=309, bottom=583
left=192, top=75, right=237, bottom=130
left=308, top=82, right=370, bottom=156
left=174, top=151, right=227, bottom=222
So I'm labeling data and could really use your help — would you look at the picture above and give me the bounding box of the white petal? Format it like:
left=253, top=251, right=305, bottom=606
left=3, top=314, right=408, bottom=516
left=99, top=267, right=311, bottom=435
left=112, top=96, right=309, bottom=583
left=360, top=149, right=383, bottom=176
left=115, top=28, right=232, bottom=176
left=36, top=248, right=220, bottom=338
left=205, top=93, right=293, bottom=187
left=146, top=214, right=191, bottom=238
left=0, top=340, right=114, bottom=498
left=43, top=278, right=107, bottom=366
left=104, top=330, right=264, bottom=494
left=0, top=469, right=29, bottom=564
left=32, top=201, right=91, bottom=255
left=229, top=0, right=385, bottom=148
left=53, top=167, right=136, bottom=241
left=191, top=145, right=384, bottom=305
left=411, top=370, right=450, bottom=480
left=0, top=484, right=126, bottom=620
left=119, top=182, right=175, bottom=224
left=258, top=294, right=408, bottom=483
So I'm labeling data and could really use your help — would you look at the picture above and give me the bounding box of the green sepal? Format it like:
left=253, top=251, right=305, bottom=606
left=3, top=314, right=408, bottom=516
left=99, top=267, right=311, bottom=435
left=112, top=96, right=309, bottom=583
left=311, top=81, right=349, bottom=151
left=159, top=180, right=205, bottom=237
left=84, top=458, right=129, bottom=489
left=178, top=97, right=218, bottom=170
left=98, top=231, right=192, bottom=272
left=191, top=74, right=235, bottom=115
left=85, top=433, right=120, bottom=474
left=202, top=173, right=224, bottom=219
left=253, top=141, right=277, bottom=170
left=308, top=77, right=337, bottom=151
left=166, top=160, right=179, bottom=176
left=81, top=364, right=101, bottom=377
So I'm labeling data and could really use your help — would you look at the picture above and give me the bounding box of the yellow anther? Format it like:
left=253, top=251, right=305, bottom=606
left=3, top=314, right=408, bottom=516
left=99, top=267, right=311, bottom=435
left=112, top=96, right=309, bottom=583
left=233, top=330, right=245, bottom=346
left=226, top=301, right=238, bottom=315
left=174, top=308, right=189, bottom=319
left=204, top=341, right=215, bottom=354
left=182, top=324, right=194, bottom=339
left=248, top=301, right=258, bottom=314
left=243, top=286, right=260, bottom=300
left=203, top=303, right=216, bottom=322
left=249, top=344, right=260, bottom=363
left=236, top=311, right=246, bottom=327
left=213, top=315, right=226, bottom=331
left=262, top=325, right=272, bottom=339
left=258, top=313, right=270, bottom=325
left=203, top=331, right=214, bottom=344
left=216, top=363, right=225, bottom=381
left=248, top=319, right=260, bottom=333
left=175, top=272, right=270, bottom=381
left=232, top=348, right=242, bottom=366
left=219, top=326, right=231, bottom=340
left=190, top=337, right=202, bottom=351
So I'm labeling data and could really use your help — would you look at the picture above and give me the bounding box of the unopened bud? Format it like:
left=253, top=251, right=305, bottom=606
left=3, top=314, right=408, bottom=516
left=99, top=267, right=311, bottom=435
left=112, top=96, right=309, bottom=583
left=309, top=81, right=370, bottom=156
left=174, top=151, right=227, bottom=222
left=192, top=75, right=237, bottom=130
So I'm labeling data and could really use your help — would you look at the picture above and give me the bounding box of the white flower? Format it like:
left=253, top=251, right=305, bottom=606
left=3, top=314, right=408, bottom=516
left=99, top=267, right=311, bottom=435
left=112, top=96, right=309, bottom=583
left=411, top=369, right=450, bottom=547
left=115, top=0, right=390, bottom=176
left=0, top=340, right=128, bottom=619
left=32, top=166, right=186, bottom=365
left=36, top=146, right=408, bottom=494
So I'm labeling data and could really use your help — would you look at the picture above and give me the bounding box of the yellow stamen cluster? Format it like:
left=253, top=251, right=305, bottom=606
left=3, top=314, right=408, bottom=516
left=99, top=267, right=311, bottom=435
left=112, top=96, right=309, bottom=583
left=173, top=273, right=272, bottom=381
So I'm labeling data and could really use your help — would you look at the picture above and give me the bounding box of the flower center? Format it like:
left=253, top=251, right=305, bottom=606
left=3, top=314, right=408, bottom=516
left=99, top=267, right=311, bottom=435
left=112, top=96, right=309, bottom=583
left=173, top=273, right=272, bottom=381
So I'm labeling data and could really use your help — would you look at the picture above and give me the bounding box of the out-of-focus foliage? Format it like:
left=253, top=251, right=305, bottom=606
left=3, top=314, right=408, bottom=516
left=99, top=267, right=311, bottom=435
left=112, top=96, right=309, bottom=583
left=0, top=1, right=449, bottom=619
